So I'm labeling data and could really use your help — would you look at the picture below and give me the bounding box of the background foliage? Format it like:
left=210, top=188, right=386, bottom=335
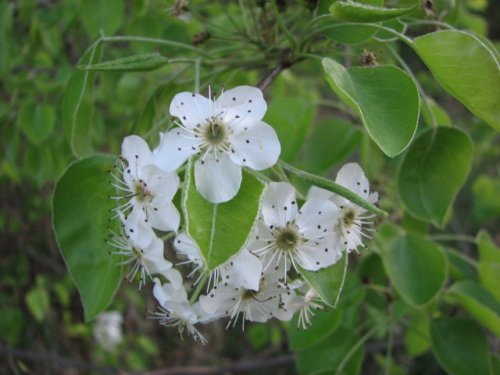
left=1, top=0, right=499, bottom=374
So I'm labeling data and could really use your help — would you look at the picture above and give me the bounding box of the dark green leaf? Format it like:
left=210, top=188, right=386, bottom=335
left=397, top=127, right=473, bottom=227
left=53, top=155, right=122, bottom=321
left=79, top=53, right=169, bottom=72
left=477, top=230, right=500, bottom=301
left=80, top=0, right=123, bottom=38
left=413, top=30, right=500, bottom=130
left=323, top=58, right=419, bottom=157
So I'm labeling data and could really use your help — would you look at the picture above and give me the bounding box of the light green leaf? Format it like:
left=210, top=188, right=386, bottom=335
left=53, top=155, right=122, bottom=321
left=421, top=97, right=452, bottom=127
left=183, top=162, right=265, bottom=270
left=300, top=253, right=348, bottom=307
left=330, top=1, right=417, bottom=22
left=431, top=318, right=492, bottom=375
left=289, top=307, right=344, bottom=351
left=404, top=313, right=431, bottom=357
left=80, top=0, right=124, bottom=38
left=477, top=230, right=500, bottom=300
left=25, top=285, right=50, bottom=322
left=412, top=30, right=500, bottom=130
left=17, top=102, right=55, bottom=144
left=322, top=58, right=419, bottom=157
left=380, top=234, right=447, bottom=307
left=62, top=42, right=102, bottom=158
left=302, top=118, right=362, bottom=173
left=473, top=176, right=500, bottom=223
left=449, top=280, right=500, bottom=336
left=374, top=19, right=407, bottom=41
left=264, top=96, right=315, bottom=162
left=79, top=53, right=169, bottom=72
left=397, top=127, right=472, bottom=227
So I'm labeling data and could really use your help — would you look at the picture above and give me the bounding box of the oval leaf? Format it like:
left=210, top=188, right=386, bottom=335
left=431, top=318, right=492, bottom=375
left=17, top=102, right=55, bottom=145
left=449, top=280, right=500, bottom=336
left=413, top=30, right=500, bottom=130
left=397, top=127, right=473, bottom=227
left=477, top=230, right=500, bottom=300
left=330, top=1, right=417, bottom=22
left=80, top=0, right=124, bottom=38
left=79, top=53, right=169, bottom=72
left=183, top=162, right=265, bottom=270
left=380, top=233, right=447, bottom=307
left=53, top=155, right=122, bottom=322
left=300, top=252, right=348, bottom=307
left=322, top=58, right=419, bottom=157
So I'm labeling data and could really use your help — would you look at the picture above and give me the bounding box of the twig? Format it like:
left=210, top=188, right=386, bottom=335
left=257, top=63, right=288, bottom=92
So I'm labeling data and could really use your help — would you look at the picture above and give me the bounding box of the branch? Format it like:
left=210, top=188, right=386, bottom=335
left=257, top=62, right=289, bottom=92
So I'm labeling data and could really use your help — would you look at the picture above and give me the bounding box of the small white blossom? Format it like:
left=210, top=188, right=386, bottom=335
left=248, top=182, right=342, bottom=274
left=153, top=86, right=281, bottom=203
left=111, top=135, right=180, bottom=232
left=93, top=311, right=123, bottom=351
left=308, top=163, right=378, bottom=252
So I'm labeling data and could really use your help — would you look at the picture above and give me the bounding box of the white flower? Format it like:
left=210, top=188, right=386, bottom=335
left=153, top=86, right=281, bottom=203
left=280, top=284, right=325, bottom=329
left=108, top=211, right=183, bottom=289
left=173, top=232, right=262, bottom=291
left=111, top=135, right=180, bottom=232
left=308, top=163, right=378, bottom=252
left=248, top=182, right=342, bottom=274
left=93, top=311, right=123, bottom=351
left=151, top=278, right=207, bottom=344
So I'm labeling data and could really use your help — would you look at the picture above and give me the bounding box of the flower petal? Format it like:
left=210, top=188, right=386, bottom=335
left=215, top=86, right=267, bottom=120
left=221, top=249, right=262, bottom=290
left=141, top=164, right=179, bottom=201
left=296, top=198, right=339, bottom=240
left=143, top=236, right=173, bottom=275
left=194, top=153, right=242, bottom=203
left=307, top=185, right=334, bottom=201
left=261, top=182, right=298, bottom=227
left=228, top=119, right=281, bottom=170
left=173, top=233, right=204, bottom=266
left=147, top=199, right=180, bottom=232
left=170, top=92, right=212, bottom=128
left=121, top=135, right=153, bottom=167
left=295, top=239, right=342, bottom=271
left=199, top=284, right=239, bottom=315
left=335, top=162, right=370, bottom=199
left=153, top=128, right=199, bottom=172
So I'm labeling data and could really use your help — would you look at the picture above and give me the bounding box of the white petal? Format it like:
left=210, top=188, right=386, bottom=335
left=124, top=212, right=155, bottom=249
left=215, top=86, right=267, bottom=120
left=335, top=162, right=370, bottom=199
left=295, top=239, right=341, bottom=271
left=199, top=284, right=240, bottom=315
left=228, top=119, right=281, bottom=170
left=221, top=250, right=262, bottom=290
left=147, top=199, right=180, bottom=232
left=261, top=182, right=298, bottom=227
left=141, top=164, right=179, bottom=201
left=121, top=135, right=153, bottom=167
left=153, top=128, right=199, bottom=172
left=153, top=278, right=188, bottom=306
left=162, top=268, right=184, bottom=289
left=169, top=92, right=212, bottom=128
left=194, top=153, right=242, bottom=203
left=143, top=236, right=172, bottom=275
left=307, top=186, right=334, bottom=201
left=296, top=199, right=339, bottom=240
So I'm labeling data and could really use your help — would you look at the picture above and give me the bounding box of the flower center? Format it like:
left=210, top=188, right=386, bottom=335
left=134, top=181, right=151, bottom=203
left=203, top=121, right=226, bottom=146
left=342, top=208, right=356, bottom=227
left=275, top=227, right=300, bottom=251
left=242, top=289, right=258, bottom=300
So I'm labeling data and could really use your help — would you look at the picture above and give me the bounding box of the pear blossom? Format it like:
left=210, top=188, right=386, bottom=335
left=308, top=163, right=378, bottom=252
left=111, top=135, right=180, bottom=232
left=151, top=278, right=207, bottom=344
left=248, top=182, right=342, bottom=274
left=280, top=283, right=325, bottom=329
left=153, top=86, right=281, bottom=203
left=93, top=311, right=123, bottom=351
left=108, top=211, right=183, bottom=289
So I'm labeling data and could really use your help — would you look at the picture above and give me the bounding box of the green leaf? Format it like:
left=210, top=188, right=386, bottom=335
left=472, top=176, right=500, bottom=223
left=477, top=230, right=500, bottom=301
left=296, top=327, right=364, bottom=375
left=289, top=307, right=344, bottom=351
left=431, top=318, right=492, bottom=375
left=80, top=0, right=124, bottom=38
left=183, top=162, right=265, bottom=270
left=62, top=43, right=102, bottom=158
left=397, top=127, right=472, bottom=227
left=53, top=155, right=122, bottom=321
left=300, top=253, right=349, bottom=307
left=25, top=285, right=50, bottom=322
left=79, top=53, right=169, bottom=72
left=421, top=97, right=452, bottom=127
left=17, top=102, right=55, bottom=144
left=404, top=313, right=431, bottom=357
left=322, top=58, right=419, bottom=157
left=302, top=118, right=362, bottom=173
left=380, top=234, right=447, bottom=307
left=412, top=30, right=500, bottom=131
left=264, top=96, right=315, bottom=162
left=449, top=280, right=500, bottom=336
left=330, top=1, right=417, bottom=22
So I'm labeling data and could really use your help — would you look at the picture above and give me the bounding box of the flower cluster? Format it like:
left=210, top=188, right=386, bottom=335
left=107, top=85, right=378, bottom=342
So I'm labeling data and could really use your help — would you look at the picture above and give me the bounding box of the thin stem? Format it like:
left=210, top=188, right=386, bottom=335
left=272, top=164, right=290, bottom=183
left=194, top=58, right=201, bottom=94
left=279, top=160, right=388, bottom=217
left=335, top=326, right=378, bottom=375
left=189, top=272, right=209, bottom=305
left=270, top=0, right=298, bottom=50
left=238, top=0, right=253, bottom=36
left=245, top=168, right=272, bottom=183
left=161, top=232, right=176, bottom=242
left=101, top=36, right=211, bottom=58
left=384, top=322, right=394, bottom=375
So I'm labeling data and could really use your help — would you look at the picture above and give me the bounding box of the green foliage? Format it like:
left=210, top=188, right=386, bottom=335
left=330, top=1, right=418, bottom=23
left=79, top=53, right=170, bottom=72
left=53, top=155, right=122, bottom=321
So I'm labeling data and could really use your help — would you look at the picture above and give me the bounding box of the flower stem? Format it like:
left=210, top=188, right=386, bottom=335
left=278, top=160, right=388, bottom=217
left=189, top=272, right=209, bottom=305
left=161, top=232, right=176, bottom=242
